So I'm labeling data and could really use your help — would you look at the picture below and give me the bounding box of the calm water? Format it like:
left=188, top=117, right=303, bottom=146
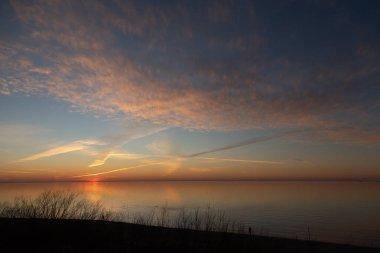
left=0, top=181, right=379, bottom=247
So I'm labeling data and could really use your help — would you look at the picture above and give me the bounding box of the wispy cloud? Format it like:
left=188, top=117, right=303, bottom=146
left=0, top=170, right=34, bottom=174
left=197, top=157, right=284, bottom=165
left=14, top=140, right=99, bottom=162
left=12, top=122, right=167, bottom=166
left=1, top=0, right=379, bottom=144
left=88, top=125, right=168, bottom=167
left=88, top=152, right=147, bottom=167
left=13, top=126, right=166, bottom=166
left=73, top=162, right=166, bottom=178
left=146, top=139, right=178, bottom=156
left=73, top=138, right=287, bottom=178
left=184, top=131, right=299, bottom=158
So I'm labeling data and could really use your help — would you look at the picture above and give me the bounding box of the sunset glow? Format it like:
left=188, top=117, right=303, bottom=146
left=0, top=0, right=379, bottom=182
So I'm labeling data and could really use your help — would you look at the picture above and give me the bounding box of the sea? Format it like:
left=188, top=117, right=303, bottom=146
left=0, top=181, right=379, bottom=247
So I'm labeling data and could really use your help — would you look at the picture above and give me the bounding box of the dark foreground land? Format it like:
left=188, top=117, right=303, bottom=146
left=0, top=218, right=378, bottom=253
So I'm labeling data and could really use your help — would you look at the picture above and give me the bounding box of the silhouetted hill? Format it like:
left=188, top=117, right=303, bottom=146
left=0, top=218, right=378, bottom=253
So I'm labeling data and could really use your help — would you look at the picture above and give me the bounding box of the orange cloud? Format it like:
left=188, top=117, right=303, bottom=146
left=14, top=140, right=98, bottom=162
left=197, top=157, right=284, bottom=165
left=1, top=0, right=378, bottom=145
left=88, top=152, right=147, bottom=167
left=73, top=162, right=166, bottom=178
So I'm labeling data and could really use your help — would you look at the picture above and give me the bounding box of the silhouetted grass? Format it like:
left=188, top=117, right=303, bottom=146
left=0, top=190, right=240, bottom=232
left=1, top=190, right=379, bottom=252
left=127, top=203, right=242, bottom=233
left=0, top=190, right=120, bottom=221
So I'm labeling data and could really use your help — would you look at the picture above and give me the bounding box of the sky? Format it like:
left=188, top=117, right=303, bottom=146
left=0, top=0, right=379, bottom=182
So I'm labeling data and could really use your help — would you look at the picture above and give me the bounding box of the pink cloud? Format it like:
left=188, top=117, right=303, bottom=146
left=1, top=0, right=378, bottom=145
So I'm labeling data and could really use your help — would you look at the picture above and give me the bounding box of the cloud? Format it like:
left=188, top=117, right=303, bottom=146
left=88, top=124, right=168, bottom=167
left=13, top=123, right=166, bottom=166
left=73, top=162, right=166, bottom=178
left=88, top=152, right=147, bottom=167
left=184, top=130, right=299, bottom=158
left=1, top=0, right=379, bottom=144
left=0, top=170, right=33, bottom=174
left=197, top=157, right=284, bottom=165
left=14, top=140, right=99, bottom=162
left=74, top=152, right=285, bottom=178
left=146, top=139, right=177, bottom=155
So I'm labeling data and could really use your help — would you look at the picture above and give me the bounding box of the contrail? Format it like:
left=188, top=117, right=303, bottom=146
left=13, top=140, right=99, bottom=163
left=88, top=126, right=168, bottom=167
left=73, top=130, right=300, bottom=178
left=197, top=157, right=284, bottom=164
left=183, top=130, right=298, bottom=158
left=73, top=153, right=286, bottom=178
left=73, top=162, right=166, bottom=178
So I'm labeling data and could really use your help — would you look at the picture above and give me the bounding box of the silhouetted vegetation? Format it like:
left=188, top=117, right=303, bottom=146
left=0, top=190, right=119, bottom=220
left=128, top=203, right=243, bottom=233
left=1, top=190, right=379, bottom=252
left=0, top=190, right=241, bottom=232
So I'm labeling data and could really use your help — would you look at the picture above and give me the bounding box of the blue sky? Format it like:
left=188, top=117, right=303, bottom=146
left=0, top=0, right=379, bottom=181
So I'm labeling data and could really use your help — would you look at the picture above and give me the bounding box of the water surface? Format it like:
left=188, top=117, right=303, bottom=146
left=0, top=181, right=379, bottom=247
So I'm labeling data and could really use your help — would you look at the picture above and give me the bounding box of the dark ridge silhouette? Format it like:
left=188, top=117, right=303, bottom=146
left=0, top=218, right=378, bottom=253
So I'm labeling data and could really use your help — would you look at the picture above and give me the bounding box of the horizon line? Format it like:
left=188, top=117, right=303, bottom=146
left=0, top=178, right=379, bottom=184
